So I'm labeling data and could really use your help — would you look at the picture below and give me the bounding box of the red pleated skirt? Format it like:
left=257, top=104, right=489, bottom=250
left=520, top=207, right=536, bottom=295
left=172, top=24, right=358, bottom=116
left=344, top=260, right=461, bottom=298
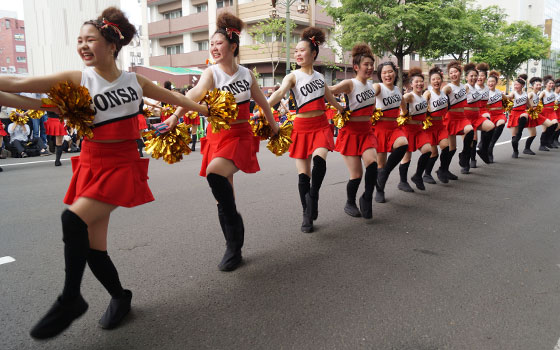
left=137, top=114, right=148, bottom=130
left=427, top=120, right=448, bottom=145
left=507, top=110, right=528, bottom=128
left=199, top=122, right=260, bottom=176
left=289, top=114, right=334, bottom=159
left=446, top=111, right=471, bottom=135
left=64, top=140, right=154, bottom=207
left=465, top=109, right=486, bottom=130
left=489, top=110, right=507, bottom=125
left=372, top=120, right=406, bottom=153
left=542, top=108, right=557, bottom=121
left=185, top=114, right=201, bottom=125
left=45, top=118, right=66, bottom=136
left=402, top=124, right=431, bottom=152
left=335, top=121, right=377, bottom=156
left=0, top=122, right=7, bottom=136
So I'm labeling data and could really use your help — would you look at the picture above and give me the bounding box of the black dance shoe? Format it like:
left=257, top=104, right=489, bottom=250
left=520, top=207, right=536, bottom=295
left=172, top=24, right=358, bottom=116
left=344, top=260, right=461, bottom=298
left=422, top=173, right=436, bottom=184
left=411, top=174, right=426, bottom=191
left=435, top=169, right=448, bottom=183
left=397, top=181, right=414, bottom=193
left=344, top=200, right=361, bottom=217
left=359, top=194, right=373, bottom=219
left=30, top=295, right=88, bottom=339
left=99, top=290, right=132, bottom=330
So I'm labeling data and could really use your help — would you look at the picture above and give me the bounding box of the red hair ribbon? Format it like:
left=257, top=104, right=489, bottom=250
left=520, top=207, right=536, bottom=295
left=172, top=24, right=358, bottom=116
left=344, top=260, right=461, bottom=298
left=101, top=18, right=124, bottom=40
left=309, top=36, right=318, bottom=47
left=225, top=27, right=240, bottom=40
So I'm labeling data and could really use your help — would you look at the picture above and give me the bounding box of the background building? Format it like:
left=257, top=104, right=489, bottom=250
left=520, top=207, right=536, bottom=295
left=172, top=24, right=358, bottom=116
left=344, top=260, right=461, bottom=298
left=0, top=16, right=28, bottom=74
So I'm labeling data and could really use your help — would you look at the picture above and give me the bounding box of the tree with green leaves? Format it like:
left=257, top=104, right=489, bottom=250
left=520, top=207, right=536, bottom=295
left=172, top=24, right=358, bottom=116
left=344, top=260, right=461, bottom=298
left=472, top=21, right=551, bottom=92
left=325, top=0, right=448, bottom=88
left=249, top=18, right=296, bottom=84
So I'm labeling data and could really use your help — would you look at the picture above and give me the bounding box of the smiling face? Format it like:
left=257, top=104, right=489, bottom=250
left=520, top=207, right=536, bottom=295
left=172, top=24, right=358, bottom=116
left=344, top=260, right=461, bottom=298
left=448, top=67, right=461, bottom=84
left=533, top=81, right=542, bottom=92
left=487, top=76, right=497, bottom=89
left=381, top=65, right=396, bottom=85
left=411, top=76, right=424, bottom=94
left=294, top=41, right=314, bottom=67
left=210, top=33, right=235, bottom=64
left=430, top=73, right=442, bottom=90
left=466, top=70, right=477, bottom=86
left=477, top=71, right=487, bottom=85
left=77, top=24, right=116, bottom=67
left=546, top=80, right=555, bottom=91
left=514, top=81, right=523, bottom=92
left=355, top=56, right=374, bottom=80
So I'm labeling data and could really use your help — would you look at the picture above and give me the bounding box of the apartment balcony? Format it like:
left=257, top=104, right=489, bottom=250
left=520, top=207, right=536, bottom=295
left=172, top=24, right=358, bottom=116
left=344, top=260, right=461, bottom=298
left=147, top=0, right=177, bottom=5
left=149, top=50, right=208, bottom=67
left=239, top=44, right=336, bottom=66
left=148, top=12, right=208, bottom=39
left=239, top=0, right=311, bottom=25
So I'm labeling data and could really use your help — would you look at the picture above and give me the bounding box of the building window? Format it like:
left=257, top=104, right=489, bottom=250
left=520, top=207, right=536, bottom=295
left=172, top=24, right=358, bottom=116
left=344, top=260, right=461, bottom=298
left=196, top=4, right=208, bottom=13
left=15, top=45, right=25, bottom=53
left=17, top=67, right=27, bottom=73
left=197, top=40, right=208, bottom=51
left=16, top=56, right=26, bottom=63
left=165, top=44, right=183, bottom=55
left=14, top=33, right=24, bottom=41
left=217, top=0, right=232, bottom=8
left=6, top=57, right=10, bottom=63
left=5, top=20, right=10, bottom=29
left=163, top=9, right=182, bottom=19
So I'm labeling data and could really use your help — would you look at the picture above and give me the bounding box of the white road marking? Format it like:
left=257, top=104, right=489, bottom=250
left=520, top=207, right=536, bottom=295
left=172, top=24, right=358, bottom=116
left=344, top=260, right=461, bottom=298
left=553, top=336, right=560, bottom=350
left=0, top=158, right=70, bottom=167
left=0, top=256, right=15, bottom=265
left=494, top=136, right=528, bottom=146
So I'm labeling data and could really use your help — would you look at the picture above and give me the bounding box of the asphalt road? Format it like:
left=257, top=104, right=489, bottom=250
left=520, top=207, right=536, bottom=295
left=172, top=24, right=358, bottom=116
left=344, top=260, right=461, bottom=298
left=1, top=130, right=560, bottom=350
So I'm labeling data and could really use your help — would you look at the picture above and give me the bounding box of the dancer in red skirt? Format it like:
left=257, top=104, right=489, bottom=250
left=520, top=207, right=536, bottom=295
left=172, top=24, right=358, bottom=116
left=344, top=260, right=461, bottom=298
left=537, top=75, right=559, bottom=150
left=470, top=62, right=495, bottom=168
left=398, top=67, right=432, bottom=192
left=329, top=43, right=378, bottom=219
left=486, top=71, right=507, bottom=161
left=45, top=112, right=67, bottom=165
left=169, top=13, right=278, bottom=268
left=371, top=61, right=408, bottom=203
left=444, top=61, right=474, bottom=178
left=268, top=27, right=343, bottom=232
left=506, top=74, right=529, bottom=158
left=423, top=67, right=451, bottom=183
left=524, top=77, right=542, bottom=155
left=0, top=7, right=206, bottom=339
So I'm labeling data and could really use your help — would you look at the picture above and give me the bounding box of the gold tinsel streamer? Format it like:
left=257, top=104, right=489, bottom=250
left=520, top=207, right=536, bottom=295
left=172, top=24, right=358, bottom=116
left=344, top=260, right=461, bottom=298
left=143, top=106, right=153, bottom=118
left=422, top=115, right=433, bottom=130
left=161, top=105, right=176, bottom=119
left=332, top=110, right=351, bottom=129
left=502, top=96, right=513, bottom=114
left=142, top=122, right=192, bottom=164
left=202, top=89, right=238, bottom=133
left=527, top=102, right=543, bottom=120
left=396, top=112, right=411, bottom=127
left=267, top=120, right=293, bottom=156
left=185, top=111, right=199, bottom=121
left=555, top=102, right=558, bottom=111
left=371, top=108, right=383, bottom=126
left=9, top=109, right=29, bottom=125
left=286, top=112, right=296, bottom=122
left=41, top=81, right=95, bottom=138
left=249, top=115, right=274, bottom=140
left=25, top=110, right=44, bottom=119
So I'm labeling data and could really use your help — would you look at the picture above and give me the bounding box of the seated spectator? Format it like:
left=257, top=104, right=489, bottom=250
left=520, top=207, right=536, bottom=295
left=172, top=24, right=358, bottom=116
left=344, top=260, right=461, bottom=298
left=7, top=121, right=48, bottom=158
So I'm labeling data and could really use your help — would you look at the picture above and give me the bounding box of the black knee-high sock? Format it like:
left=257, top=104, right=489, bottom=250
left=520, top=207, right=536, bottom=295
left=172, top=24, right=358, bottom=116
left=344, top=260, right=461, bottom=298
left=462, top=130, right=474, bottom=157
left=87, top=250, right=124, bottom=298
left=415, top=152, right=431, bottom=177
left=346, top=178, right=361, bottom=203
left=399, top=162, right=410, bottom=182
left=540, top=126, right=553, bottom=147
left=385, top=145, right=408, bottom=173
left=490, top=124, right=504, bottom=148
left=55, top=145, right=63, bottom=162
left=309, top=155, right=326, bottom=199
left=61, top=210, right=89, bottom=302
left=446, top=148, right=456, bottom=171
left=470, top=139, right=478, bottom=160
left=554, top=129, right=560, bottom=143
left=545, top=125, right=556, bottom=146
left=298, top=173, right=310, bottom=210
left=136, top=138, right=144, bottom=153
left=515, top=117, right=527, bottom=140
left=207, top=173, right=238, bottom=225
left=191, top=134, right=198, bottom=149
left=525, top=136, right=536, bottom=150
left=363, top=162, right=377, bottom=200
left=439, top=147, right=450, bottom=171
left=424, top=154, right=438, bottom=176
left=480, top=130, right=492, bottom=154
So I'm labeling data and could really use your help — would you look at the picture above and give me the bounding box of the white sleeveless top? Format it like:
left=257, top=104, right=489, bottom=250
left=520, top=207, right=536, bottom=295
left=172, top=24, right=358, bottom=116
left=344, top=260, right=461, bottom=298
left=375, top=84, right=401, bottom=118
left=428, top=89, right=449, bottom=117
left=346, top=78, right=375, bottom=116
left=447, top=83, right=467, bottom=108
left=512, top=91, right=528, bottom=110
left=466, top=83, right=482, bottom=105
left=211, top=65, right=252, bottom=119
left=81, top=67, right=143, bottom=140
left=290, top=70, right=326, bottom=113
left=542, top=90, right=556, bottom=107
left=531, top=91, right=540, bottom=106
left=408, top=92, right=428, bottom=116
left=476, top=84, right=489, bottom=103
left=488, top=89, right=503, bottom=108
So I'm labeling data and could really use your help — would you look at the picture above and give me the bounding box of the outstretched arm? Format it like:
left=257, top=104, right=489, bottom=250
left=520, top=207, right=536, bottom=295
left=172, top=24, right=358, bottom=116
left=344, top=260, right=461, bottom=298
left=268, top=73, right=295, bottom=107
left=0, top=71, right=81, bottom=93
left=329, top=79, right=352, bottom=96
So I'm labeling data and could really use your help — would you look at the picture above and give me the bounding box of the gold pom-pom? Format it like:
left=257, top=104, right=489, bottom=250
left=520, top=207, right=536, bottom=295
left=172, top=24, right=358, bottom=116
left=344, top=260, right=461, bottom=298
left=25, top=110, right=44, bottom=119
left=161, top=105, right=176, bottom=119
left=249, top=115, right=274, bottom=140
left=143, top=106, right=153, bottom=118
left=527, top=101, right=543, bottom=120
left=9, top=109, right=29, bottom=125
left=502, top=95, right=513, bottom=114
left=396, top=112, right=411, bottom=127
left=332, top=109, right=351, bottom=129
left=41, top=81, right=95, bottom=138
left=267, top=121, right=293, bottom=156
left=143, top=122, right=192, bottom=164
left=185, top=111, right=199, bottom=121
left=371, top=108, right=383, bottom=126
left=555, top=102, right=558, bottom=111
left=422, top=115, right=433, bottom=130
left=202, top=89, right=238, bottom=133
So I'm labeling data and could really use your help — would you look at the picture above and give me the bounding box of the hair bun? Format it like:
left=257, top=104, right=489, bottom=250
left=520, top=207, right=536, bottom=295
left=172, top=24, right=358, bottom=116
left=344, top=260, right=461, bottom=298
left=529, top=76, right=541, bottom=85
left=463, top=63, right=477, bottom=73
left=447, top=60, right=462, bottom=73
left=98, top=7, right=136, bottom=46
left=543, top=74, right=553, bottom=82
left=408, top=67, right=423, bottom=78
left=476, top=62, right=489, bottom=72
left=518, top=74, right=528, bottom=81
left=301, top=27, right=325, bottom=45
left=351, top=43, right=372, bottom=58
left=428, top=66, right=443, bottom=77
left=216, top=12, right=244, bottom=32
left=488, top=70, right=500, bottom=78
